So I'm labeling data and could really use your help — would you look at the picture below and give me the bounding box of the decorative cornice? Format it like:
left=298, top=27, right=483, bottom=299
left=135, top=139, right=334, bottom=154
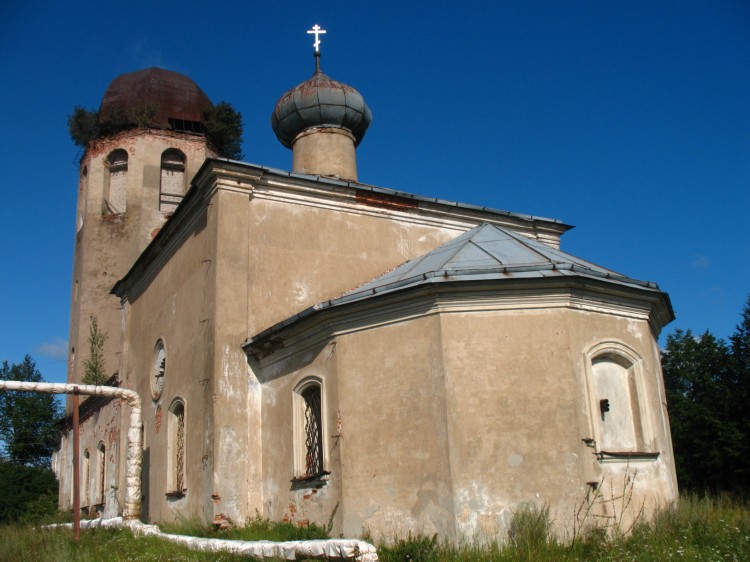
left=244, top=277, right=673, bottom=369
left=112, top=158, right=574, bottom=302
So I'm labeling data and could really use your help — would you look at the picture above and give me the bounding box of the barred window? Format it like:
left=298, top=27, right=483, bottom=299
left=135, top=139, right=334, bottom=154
left=168, top=399, right=186, bottom=495
left=152, top=340, right=166, bottom=401
left=82, top=448, right=91, bottom=508
left=302, top=386, right=323, bottom=476
left=96, top=442, right=106, bottom=505
left=293, top=378, right=325, bottom=480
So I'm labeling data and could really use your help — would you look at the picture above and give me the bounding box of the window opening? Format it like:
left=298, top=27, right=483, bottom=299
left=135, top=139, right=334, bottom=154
left=168, top=400, right=186, bottom=496
left=97, top=442, right=106, bottom=505
left=302, top=386, right=323, bottom=477
left=152, top=341, right=166, bottom=400
left=105, top=149, right=128, bottom=214
left=168, top=118, right=206, bottom=135
left=159, top=149, right=186, bottom=214
left=82, top=449, right=91, bottom=507
left=77, top=166, right=88, bottom=232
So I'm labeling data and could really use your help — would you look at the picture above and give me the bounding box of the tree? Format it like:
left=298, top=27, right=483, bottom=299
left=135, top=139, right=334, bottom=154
left=0, top=356, right=62, bottom=468
left=662, top=293, right=750, bottom=496
left=729, top=295, right=750, bottom=490
left=203, top=101, right=244, bottom=160
left=82, top=314, right=108, bottom=385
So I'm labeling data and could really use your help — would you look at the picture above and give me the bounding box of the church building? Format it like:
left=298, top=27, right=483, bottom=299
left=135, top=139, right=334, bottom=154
left=55, top=33, right=678, bottom=541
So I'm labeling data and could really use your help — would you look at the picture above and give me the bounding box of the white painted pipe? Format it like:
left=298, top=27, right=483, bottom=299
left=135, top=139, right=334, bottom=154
left=47, top=518, right=380, bottom=561
left=0, top=381, right=143, bottom=520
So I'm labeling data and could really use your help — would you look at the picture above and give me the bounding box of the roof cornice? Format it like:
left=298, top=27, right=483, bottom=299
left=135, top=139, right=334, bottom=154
left=113, top=158, right=574, bottom=301
left=243, top=276, right=675, bottom=365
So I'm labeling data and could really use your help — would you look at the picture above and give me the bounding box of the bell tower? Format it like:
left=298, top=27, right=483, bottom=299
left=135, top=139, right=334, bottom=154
left=68, top=68, right=217, bottom=391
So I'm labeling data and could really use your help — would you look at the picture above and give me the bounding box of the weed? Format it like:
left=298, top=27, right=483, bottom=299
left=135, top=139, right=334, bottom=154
left=509, top=502, right=553, bottom=555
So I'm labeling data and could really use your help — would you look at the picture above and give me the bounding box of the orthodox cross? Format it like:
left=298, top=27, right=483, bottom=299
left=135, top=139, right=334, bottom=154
left=307, top=24, right=326, bottom=53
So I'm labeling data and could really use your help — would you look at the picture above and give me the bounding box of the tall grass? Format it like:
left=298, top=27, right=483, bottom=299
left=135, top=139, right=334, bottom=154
left=0, top=493, right=747, bottom=561
left=374, top=494, right=750, bottom=561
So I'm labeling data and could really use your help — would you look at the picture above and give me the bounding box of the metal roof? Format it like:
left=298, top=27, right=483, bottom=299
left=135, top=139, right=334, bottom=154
left=322, top=223, right=661, bottom=306
left=204, top=158, right=572, bottom=228
left=271, top=70, right=372, bottom=148
left=99, top=67, right=213, bottom=129
left=245, top=223, right=669, bottom=347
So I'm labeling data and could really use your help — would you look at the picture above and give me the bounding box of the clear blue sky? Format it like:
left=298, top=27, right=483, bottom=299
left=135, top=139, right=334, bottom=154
left=1, top=1, right=748, bottom=383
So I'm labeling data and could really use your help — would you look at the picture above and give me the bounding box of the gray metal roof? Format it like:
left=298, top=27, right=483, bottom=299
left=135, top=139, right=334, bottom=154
left=245, top=223, right=667, bottom=348
left=326, top=223, right=661, bottom=307
left=271, top=70, right=372, bottom=148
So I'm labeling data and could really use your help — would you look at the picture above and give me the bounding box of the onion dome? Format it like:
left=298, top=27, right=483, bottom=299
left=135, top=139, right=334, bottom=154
left=271, top=70, right=372, bottom=149
left=98, top=67, right=213, bottom=130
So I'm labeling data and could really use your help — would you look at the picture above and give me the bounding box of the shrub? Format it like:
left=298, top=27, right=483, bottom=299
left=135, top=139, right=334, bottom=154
left=0, top=460, right=58, bottom=524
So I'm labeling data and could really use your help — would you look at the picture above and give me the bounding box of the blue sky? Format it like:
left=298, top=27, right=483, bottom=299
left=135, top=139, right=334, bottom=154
left=0, top=1, right=748, bottom=383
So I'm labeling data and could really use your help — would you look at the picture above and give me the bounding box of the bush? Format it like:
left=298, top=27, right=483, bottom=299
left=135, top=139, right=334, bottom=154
left=0, top=460, right=58, bottom=524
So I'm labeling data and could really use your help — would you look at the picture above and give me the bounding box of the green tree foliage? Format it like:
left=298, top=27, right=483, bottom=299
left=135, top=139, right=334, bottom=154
left=68, top=106, right=99, bottom=148
left=0, top=356, right=62, bottom=468
left=730, top=297, right=750, bottom=489
left=203, top=101, right=244, bottom=160
left=0, top=460, right=58, bottom=523
left=69, top=100, right=244, bottom=160
left=663, top=294, right=750, bottom=494
left=82, top=315, right=108, bottom=385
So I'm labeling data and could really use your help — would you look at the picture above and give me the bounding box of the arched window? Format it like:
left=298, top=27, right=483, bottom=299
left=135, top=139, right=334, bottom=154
left=293, top=378, right=325, bottom=480
left=82, top=448, right=91, bottom=508
left=583, top=342, right=656, bottom=460
left=152, top=340, right=166, bottom=401
left=159, top=149, right=186, bottom=214
left=105, top=149, right=128, bottom=214
left=96, top=442, right=106, bottom=506
left=77, top=166, right=88, bottom=232
left=168, top=398, right=186, bottom=495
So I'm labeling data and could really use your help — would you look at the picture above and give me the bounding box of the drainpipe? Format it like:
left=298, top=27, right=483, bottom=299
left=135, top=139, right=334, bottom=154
left=0, top=381, right=143, bottom=520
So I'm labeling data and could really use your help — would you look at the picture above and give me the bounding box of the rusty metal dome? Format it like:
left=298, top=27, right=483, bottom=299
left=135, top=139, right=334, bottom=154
left=98, top=67, right=213, bottom=130
left=271, top=70, right=372, bottom=149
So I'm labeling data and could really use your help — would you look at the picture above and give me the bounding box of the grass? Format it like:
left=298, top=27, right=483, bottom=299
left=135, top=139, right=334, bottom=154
left=160, top=514, right=330, bottom=542
left=0, top=494, right=747, bottom=561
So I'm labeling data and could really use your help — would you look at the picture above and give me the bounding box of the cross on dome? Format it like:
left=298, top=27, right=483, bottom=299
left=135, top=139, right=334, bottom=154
left=307, top=24, right=326, bottom=53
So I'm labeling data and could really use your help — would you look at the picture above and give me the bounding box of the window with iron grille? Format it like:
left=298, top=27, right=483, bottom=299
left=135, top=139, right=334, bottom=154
left=168, top=399, right=186, bottom=495
left=97, top=442, right=106, bottom=505
left=82, top=449, right=91, bottom=508
left=302, top=386, right=323, bottom=477
left=152, top=340, right=166, bottom=401
left=293, top=378, right=326, bottom=481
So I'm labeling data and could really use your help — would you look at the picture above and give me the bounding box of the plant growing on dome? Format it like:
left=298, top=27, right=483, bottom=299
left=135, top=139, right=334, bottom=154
left=68, top=106, right=100, bottom=148
left=203, top=101, right=244, bottom=160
